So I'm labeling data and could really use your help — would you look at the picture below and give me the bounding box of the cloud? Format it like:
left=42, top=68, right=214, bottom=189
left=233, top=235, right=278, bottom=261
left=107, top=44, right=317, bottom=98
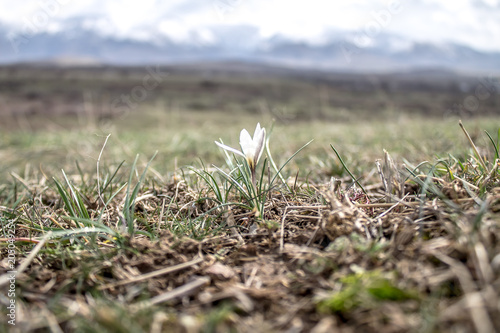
left=0, top=0, right=499, bottom=51
left=390, top=0, right=500, bottom=51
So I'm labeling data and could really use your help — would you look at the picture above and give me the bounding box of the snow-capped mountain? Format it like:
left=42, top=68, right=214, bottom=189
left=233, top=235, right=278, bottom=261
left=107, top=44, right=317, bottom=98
left=1, top=22, right=499, bottom=74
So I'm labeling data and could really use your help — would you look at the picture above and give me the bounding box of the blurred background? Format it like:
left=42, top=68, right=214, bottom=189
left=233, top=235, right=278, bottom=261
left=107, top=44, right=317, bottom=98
left=1, top=0, right=500, bottom=71
left=0, top=0, right=499, bottom=178
left=1, top=0, right=499, bottom=124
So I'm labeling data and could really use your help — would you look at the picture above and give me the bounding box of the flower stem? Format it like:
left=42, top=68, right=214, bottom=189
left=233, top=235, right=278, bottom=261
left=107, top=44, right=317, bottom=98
left=250, top=168, right=260, bottom=216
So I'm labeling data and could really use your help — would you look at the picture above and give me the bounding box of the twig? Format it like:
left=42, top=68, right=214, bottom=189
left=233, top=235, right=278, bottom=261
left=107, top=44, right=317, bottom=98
left=224, top=208, right=244, bottom=242
left=374, top=193, right=410, bottom=219
left=47, top=216, right=65, bottom=229
left=280, top=205, right=324, bottom=252
left=43, top=307, right=65, bottom=333
left=0, top=237, right=41, bottom=243
left=10, top=172, right=30, bottom=189
left=97, top=133, right=111, bottom=207
left=459, top=120, right=487, bottom=171
left=280, top=207, right=288, bottom=253
left=0, top=205, right=14, bottom=213
left=354, top=197, right=475, bottom=209
left=98, top=256, right=204, bottom=290
left=0, top=232, right=52, bottom=288
left=286, top=214, right=321, bottom=220
left=376, top=159, right=389, bottom=195
left=131, top=276, right=210, bottom=311
left=355, top=202, right=417, bottom=208
left=433, top=251, right=495, bottom=333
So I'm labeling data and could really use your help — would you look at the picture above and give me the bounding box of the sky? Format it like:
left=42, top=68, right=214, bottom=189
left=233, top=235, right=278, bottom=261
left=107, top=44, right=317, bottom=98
left=1, top=0, right=500, bottom=51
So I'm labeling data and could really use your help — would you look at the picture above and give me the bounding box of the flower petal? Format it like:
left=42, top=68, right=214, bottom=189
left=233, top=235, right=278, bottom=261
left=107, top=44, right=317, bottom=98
left=253, top=123, right=262, bottom=141
left=215, top=141, right=245, bottom=157
left=254, top=127, right=266, bottom=165
left=239, top=129, right=255, bottom=159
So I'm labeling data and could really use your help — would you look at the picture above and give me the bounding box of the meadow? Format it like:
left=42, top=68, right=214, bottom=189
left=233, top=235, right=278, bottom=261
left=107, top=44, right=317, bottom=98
left=0, top=65, right=499, bottom=332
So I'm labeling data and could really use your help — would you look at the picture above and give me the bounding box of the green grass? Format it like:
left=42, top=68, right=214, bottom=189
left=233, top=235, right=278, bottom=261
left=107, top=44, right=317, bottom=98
left=2, top=110, right=497, bottom=181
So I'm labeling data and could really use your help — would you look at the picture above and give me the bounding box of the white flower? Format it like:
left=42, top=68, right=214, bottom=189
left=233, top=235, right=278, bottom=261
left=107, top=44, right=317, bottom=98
left=215, top=123, right=266, bottom=171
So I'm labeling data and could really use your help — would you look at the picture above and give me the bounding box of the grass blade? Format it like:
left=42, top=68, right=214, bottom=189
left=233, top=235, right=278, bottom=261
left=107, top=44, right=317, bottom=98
left=123, top=152, right=158, bottom=235
left=485, top=130, right=499, bottom=160
left=330, top=144, right=367, bottom=195
left=270, top=139, right=313, bottom=188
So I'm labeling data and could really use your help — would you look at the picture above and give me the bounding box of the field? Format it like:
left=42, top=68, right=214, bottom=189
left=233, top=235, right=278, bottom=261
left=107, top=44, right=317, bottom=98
left=1, top=64, right=500, bottom=332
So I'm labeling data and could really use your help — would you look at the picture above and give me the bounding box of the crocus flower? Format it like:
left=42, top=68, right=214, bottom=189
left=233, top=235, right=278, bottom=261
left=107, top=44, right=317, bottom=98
left=215, top=123, right=266, bottom=184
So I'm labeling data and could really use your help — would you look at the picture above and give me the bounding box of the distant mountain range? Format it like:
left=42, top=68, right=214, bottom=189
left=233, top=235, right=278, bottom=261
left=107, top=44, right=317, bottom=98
left=1, top=22, right=499, bottom=74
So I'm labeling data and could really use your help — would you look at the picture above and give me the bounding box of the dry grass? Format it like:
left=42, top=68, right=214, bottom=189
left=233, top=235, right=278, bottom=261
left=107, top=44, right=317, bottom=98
left=1, top=114, right=499, bottom=332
